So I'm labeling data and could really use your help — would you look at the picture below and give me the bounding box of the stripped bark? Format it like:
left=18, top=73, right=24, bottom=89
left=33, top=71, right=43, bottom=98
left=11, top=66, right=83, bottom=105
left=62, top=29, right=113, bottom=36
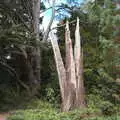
left=50, top=17, right=86, bottom=112
left=64, top=21, right=76, bottom=111
left=74, top=17, right=86, bottom=107
left=49, top=32, right=66, bottom=105
left=65, top=21, right=76, bottom=87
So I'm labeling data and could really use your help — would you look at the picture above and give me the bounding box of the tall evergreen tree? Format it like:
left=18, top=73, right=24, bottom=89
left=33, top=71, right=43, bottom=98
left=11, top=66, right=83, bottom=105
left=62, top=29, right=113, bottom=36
left=0, top=0, right=45, bottom=94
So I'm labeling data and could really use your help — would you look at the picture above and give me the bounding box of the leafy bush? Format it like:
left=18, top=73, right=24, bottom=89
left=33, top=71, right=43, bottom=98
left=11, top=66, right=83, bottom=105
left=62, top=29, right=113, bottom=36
left=45, top=87, right=56, bottom=103
left=24, top=99, right=54, bottom=110
left=100, top=101, right=117, bottom=115
left=87, top=94, right=118, bottom=116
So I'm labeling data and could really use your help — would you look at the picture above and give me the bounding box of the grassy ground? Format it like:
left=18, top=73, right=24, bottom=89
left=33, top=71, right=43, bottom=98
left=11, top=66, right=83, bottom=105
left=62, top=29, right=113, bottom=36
left=7, top=99, right=120, bottom=120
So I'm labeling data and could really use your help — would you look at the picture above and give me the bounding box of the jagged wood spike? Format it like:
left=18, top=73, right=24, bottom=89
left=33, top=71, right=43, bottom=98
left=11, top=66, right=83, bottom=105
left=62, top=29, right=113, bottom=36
left=50, top=17, right=86, bottom=112
left=65, top=21, right=76, bottom=86
left=63, top=21, right=76, bottom=111
left=74, top=17, right=86, bottom=108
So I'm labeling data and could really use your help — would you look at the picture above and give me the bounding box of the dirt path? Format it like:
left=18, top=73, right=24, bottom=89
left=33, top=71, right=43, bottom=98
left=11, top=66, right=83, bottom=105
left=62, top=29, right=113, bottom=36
left=0, top=113, right=9, bottom=120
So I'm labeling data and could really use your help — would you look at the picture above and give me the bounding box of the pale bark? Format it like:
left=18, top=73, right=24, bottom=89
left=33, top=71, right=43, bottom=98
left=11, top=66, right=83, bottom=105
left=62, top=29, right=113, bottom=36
left=64, top=21, right=76, bottom=111
left=74, top=17, right=86, bottom=107
left=50, top=18, right=86, bottom=112
left=49, top=32, right=66, bottom=104
left=65, top=21, right=76, bottom=87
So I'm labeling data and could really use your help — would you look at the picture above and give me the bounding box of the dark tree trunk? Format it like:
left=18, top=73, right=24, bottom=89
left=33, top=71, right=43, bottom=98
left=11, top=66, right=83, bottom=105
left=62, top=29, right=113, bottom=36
left=32, top=0, right=41, bottom=84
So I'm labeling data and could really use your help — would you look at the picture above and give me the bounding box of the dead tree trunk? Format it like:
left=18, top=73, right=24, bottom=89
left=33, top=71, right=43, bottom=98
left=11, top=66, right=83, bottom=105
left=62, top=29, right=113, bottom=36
left=74, top=17, right=86, bottom=108
left=64, top=21, right=77, bottom=111
left=49, top=32, right=66, bottom=108
left=50, top=18, right=86, bottom=112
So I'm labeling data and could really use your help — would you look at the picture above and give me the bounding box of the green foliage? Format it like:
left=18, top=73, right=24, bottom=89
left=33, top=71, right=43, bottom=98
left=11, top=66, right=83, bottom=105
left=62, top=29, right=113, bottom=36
left=57, top=0, right=120, bottom=111
left=24, top=99, right=54, bottom=110
left=45, top=87, right=56, bottom=103
left=0, top=26, right=33, bottom=47
left=0, top=0, right=119, bottom=119
left=83, top=0, right=120, bottom=78
left=8, top=106, right=120, bottom=120
left=7, top=99, right=119, bottom=120
left=87, top=94, right=119, bottom=116
left=100, top=101, right=117, bottom=115
left=0, top=0, right=45, bottom=110
left=40, top=43, right=61, bottom=107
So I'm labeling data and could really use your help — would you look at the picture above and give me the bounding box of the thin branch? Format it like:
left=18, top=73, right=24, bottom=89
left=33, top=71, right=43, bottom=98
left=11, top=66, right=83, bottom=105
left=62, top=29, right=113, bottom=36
left=51, top=18, right=90, bottom=31
left=0, top=61, right=16, bottom=77
left=0, top=54, right=32, bottom=92
left=15, top=12, right=31, bottom=31
left=0, top=61, right=30, bottom=90
left=40, top=5, right=63, bottom=13
left=51, top=19, right=76, bottom=30
left=40, top=6, right=53, bottom=13
left=43, top=0, right=56, bottom=41
left=15, top=45, right=28, bottom=59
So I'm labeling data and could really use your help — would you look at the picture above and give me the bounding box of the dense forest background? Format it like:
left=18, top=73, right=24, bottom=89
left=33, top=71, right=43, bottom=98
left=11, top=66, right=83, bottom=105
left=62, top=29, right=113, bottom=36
left=0, top=0, right=119, bottom=120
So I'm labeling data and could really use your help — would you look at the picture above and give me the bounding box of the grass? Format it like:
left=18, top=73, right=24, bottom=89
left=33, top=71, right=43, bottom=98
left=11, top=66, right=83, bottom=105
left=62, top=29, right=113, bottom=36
left=7, top=99, right=120, bottom=120
left=8, top=109, right=120, bottom=120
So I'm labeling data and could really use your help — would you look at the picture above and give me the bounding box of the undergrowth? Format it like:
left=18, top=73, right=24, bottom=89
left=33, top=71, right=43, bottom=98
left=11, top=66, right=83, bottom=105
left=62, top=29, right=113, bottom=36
left=7, top=99, right=120, bottom=120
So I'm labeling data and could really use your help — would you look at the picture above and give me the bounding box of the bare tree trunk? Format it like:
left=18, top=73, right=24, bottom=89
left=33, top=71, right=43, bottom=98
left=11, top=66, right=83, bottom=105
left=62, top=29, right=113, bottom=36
left=49, top=32, right=66, bottom=109
left=74, top=18, right=86, bottom=108
left=50, top=17, right=86, bottom=112
left=63, top=21, right=77, bottom=111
